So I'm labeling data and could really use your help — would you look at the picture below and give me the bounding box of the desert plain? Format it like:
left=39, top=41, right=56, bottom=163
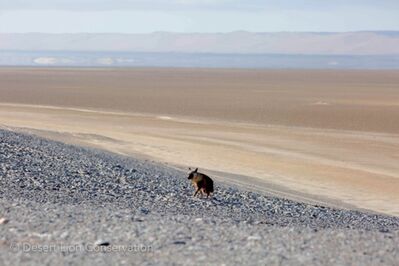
left=0, top=67, right=398, bottom=216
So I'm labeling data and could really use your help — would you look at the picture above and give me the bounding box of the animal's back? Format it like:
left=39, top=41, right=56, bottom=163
left=197, top=173, right=213, bottom=193
left=193, top=173, right=213, bottom=191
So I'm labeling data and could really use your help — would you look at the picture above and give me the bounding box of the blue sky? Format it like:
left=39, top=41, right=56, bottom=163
left=0, top=0, right=398, bottom=33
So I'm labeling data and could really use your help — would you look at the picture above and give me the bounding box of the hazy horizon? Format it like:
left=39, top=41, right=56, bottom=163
left=2, top=31, right=399, bottom=54
left=2, top=31, right=399, bottom=69
left=2, top=1, right=398, bottom=69
left=5, top=30, right=399, bottom=34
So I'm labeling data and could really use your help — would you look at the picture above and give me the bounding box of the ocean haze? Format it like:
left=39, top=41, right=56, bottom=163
left=1, top=51, right=399, bottom=69
left=1, top=32, right=399, bottom=69
left=2, top=31, right=399, bottom=55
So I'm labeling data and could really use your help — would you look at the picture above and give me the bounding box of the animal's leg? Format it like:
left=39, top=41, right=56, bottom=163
left=194, top=188, right=201, bottom=197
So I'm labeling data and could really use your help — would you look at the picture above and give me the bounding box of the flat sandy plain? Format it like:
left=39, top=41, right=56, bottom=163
left=0, top=68, right=398, bottom=216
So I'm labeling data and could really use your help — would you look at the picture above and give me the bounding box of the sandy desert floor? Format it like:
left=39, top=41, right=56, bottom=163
left=0, top=68, right=398, bottom=216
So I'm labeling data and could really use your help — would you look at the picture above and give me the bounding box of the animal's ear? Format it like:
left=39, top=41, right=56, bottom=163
left=194, top=168, right=198, bottom=173
left=188, top=167, right=192, bottom=171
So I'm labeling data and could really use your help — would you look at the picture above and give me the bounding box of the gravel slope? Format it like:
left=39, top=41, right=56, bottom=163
left=0, top=129, right=398, bottom=265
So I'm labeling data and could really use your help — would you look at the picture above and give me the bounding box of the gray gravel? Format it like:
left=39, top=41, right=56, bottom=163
left=0, top=129, right=398, bottom=265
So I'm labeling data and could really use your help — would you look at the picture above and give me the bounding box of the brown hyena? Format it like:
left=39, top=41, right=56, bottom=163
left=187, top=168, right=214, bottom=198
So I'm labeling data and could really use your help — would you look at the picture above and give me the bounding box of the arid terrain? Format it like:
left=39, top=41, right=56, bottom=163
left=1, top=129, right=398, bottom=265
left=0, top=68, right=398, bottom=216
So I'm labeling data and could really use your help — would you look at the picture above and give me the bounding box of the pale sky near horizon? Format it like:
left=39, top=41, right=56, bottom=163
left=0, top=0, right=398, bottom=33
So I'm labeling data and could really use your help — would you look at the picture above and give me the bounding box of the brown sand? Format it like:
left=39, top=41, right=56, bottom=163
left=0, top=68, right=398, bottom=216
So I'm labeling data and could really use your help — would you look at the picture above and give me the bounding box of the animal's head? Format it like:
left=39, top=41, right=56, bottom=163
left=187, top=168, right=198, bottom=179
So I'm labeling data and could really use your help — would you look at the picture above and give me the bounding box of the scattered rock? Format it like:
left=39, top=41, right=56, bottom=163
left=140, top=208, right=150, bottom=215
left=247, top=235, right=262, bottom=241
left=95, top=240, right=111, bottom=247
left=172, top=241, right=186, bottom=245
left=0, top=218, right=9, bottom=225
left=60, top=231, right=69, bottom=239
left=0, top=129, right=399, bottom=265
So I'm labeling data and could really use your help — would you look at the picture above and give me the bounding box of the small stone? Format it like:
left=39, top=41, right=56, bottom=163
left=140, top=208, right=150, bottom=215
left=132, top=217, right=145, bottom=222
left=0, top=218, right=9, bottom=225
left=247, top=235, right=262, bottom=241
left=95, top=240, right=111, bottom=246
left=173, top=241, right=186, bottom=245
left=60, top=231, right=69, bottom=239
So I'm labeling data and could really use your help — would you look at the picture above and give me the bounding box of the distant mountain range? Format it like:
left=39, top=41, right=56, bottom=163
left=1, top=32, right=399, bottom=68
left=1, top=31, right=399, bottom=55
